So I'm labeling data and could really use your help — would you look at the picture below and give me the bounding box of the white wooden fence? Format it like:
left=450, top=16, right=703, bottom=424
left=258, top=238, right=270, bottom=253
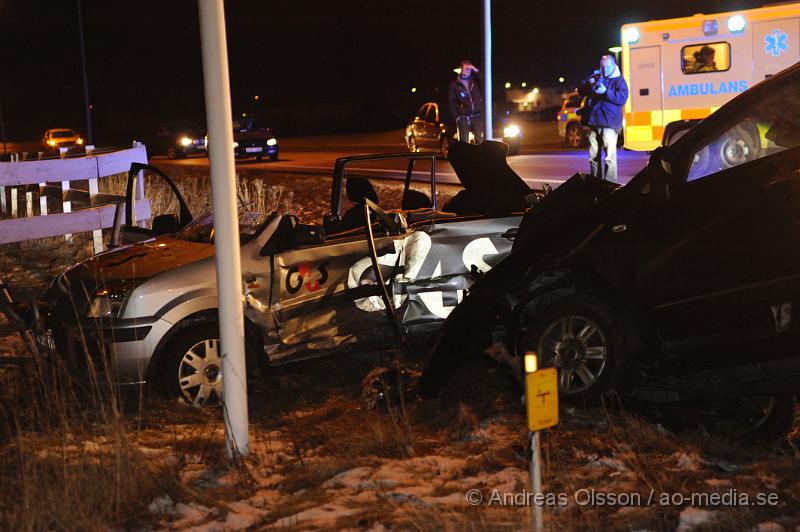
left=0, top=144, right=152, bottom=253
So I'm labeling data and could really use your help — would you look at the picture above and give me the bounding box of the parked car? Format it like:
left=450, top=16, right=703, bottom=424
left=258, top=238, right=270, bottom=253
left=42, top=128, right=84, bottom=151
left=142, top=123, right=207, bottom=159
left=556, top=92, right=625, bottom=149
left=37, top=141, right=531, bottom=406
left=556, top=92, right=587, bottom=148
left=405, top=102, right=522, bottom=158
left=229, top=114, right=279, bottom=161
left=421, top=62, right=800, bottom=435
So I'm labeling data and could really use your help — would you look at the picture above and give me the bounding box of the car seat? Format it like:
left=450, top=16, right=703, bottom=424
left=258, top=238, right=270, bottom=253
left=337, top=177, right=379, bottom=231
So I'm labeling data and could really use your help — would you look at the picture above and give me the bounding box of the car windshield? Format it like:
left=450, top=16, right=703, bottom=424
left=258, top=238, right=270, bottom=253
left=52, top=130, right=74, bottom=138
left=173, top=209, right=275, bottom=244
left=233, top=118, right=268, bottom=132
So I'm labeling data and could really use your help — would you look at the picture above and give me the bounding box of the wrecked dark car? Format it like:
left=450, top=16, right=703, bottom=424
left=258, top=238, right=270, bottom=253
left=420, top=62, right=800, bottom=434
left=38, top=142, right=532, bottom=407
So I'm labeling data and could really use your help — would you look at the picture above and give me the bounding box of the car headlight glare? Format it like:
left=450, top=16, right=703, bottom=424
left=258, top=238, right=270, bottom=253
left=232, top=141, right=239, bottom=149
left=180, top=136, right=192, bottom=147
left=503, top=124, right=521, bottom=138
left=266, top=138, right=277, bottom=146
left=48, top=140, right=56, bottom=146
left=76, top=138, right=84, bottom=145
left=87, top=280, right=141, bottom=318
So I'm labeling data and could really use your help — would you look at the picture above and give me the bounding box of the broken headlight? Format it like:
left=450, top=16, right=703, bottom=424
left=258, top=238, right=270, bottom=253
left=87, top=279, right=142, bottom=318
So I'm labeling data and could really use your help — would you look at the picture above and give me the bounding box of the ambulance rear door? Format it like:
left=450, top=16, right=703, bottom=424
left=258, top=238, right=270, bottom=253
left=627, top=46, right=663, bottom=149
left=752, top=18, right=800, bottom=82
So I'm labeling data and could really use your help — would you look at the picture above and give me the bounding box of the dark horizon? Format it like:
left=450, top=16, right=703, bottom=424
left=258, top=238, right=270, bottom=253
left=0, top=0, right=767, bottom=143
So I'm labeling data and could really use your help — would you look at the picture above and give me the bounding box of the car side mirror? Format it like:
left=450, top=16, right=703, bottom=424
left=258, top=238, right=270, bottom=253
left=648, top=147, right=675, bottom=203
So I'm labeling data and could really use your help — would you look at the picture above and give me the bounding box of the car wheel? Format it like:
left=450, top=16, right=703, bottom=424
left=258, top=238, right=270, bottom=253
left=269, top=152, right=278, bottom=161
left=166, top=147, right=178, bottom=159
left=719, top=125, right=759, bottom=169
left=407, top=135, right=418, bottom=152
left=520, top=296, right=630, bottom=403
left=565, top=123, right=583, bottom=149
left=505, top=138, right=521, bottom=156
left=439, top=136, right=449, bottom=159
left=158, top=325, right=227, bottom=407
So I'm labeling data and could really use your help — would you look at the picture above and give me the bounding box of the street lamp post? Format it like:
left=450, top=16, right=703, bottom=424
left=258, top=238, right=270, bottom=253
left=198, top=0, right=250, bottom=459
left=77, top=0, right=93, bottom=145
left=483, top=0, right=492, bottom=142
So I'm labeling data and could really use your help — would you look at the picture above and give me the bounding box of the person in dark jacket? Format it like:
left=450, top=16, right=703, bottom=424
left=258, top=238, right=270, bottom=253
left=578, top=55, right=629, bottom=182
left=448, top=60, right=485, bottom=144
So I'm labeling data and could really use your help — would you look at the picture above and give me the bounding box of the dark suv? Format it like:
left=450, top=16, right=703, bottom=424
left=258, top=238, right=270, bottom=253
left=421, top=62, right=800, bottom=434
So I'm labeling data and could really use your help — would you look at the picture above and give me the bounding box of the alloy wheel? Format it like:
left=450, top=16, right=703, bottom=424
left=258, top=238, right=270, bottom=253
left=537, top=315, right=608, bottom=395
left=178, top=338, right=223, bottom=407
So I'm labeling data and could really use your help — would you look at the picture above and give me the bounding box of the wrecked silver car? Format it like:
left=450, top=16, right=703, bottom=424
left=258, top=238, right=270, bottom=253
left=39, top=142, right=533, bottom=406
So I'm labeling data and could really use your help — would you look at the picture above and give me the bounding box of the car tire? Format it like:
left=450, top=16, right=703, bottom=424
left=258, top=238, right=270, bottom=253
left=407, top=135, right=418, bottom=152
left=166, top=147, right=181, bottom=160
left=269, top=152, right=278, bottom=161
left=565, top=123, right=583, bottom=149
left=439, top=136, right=449, bottom=159
left=506, top=139, right=521, bottom=156
left=519, top=295, right=631, bottom=404
left=157, top=324, right=257, bottom=408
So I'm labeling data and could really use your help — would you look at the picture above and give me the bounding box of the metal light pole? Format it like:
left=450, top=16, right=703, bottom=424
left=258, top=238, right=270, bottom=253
left=0, top=99, right=7, bottom=154
left=483, top=0, right=493, bottom=141
left=77, top=0, right=93, bottom=145
left=198, top=0, right=249, bottom=458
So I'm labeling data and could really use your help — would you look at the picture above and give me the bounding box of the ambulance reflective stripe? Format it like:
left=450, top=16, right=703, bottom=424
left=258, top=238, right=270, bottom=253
left=625, top=107, right=717, bottom=145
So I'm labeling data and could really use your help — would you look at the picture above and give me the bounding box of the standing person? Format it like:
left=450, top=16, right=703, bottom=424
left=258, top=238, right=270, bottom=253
left=579, top=55, right=628, bottom=182
left=449, top=60, right=485, bottom=144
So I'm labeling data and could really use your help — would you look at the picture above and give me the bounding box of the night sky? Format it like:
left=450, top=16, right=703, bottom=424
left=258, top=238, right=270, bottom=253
left=0, top=0, right=767, bottom=142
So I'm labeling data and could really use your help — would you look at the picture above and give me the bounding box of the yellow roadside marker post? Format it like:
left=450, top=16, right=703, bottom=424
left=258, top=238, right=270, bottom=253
left=524, top=352, right=559, bottom=532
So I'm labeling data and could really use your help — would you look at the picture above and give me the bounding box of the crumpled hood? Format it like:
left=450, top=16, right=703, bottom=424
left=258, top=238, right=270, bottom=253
left=446, top=140, right=533, bottom=214
left=55, top=236, right=214, bottom=312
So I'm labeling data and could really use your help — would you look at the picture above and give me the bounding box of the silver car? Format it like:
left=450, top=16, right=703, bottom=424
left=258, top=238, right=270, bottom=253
left=39, top=142, right=532, bottom=406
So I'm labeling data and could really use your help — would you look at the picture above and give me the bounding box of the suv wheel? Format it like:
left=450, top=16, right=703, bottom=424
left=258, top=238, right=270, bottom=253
left=166, top=147, right=179, bottom=160
left=520, top=295, right=630, bottom=403
left=565, top=123, right=583, bottom=149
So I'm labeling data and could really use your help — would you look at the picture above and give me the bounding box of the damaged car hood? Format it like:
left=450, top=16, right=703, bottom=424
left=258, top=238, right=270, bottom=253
left=54, top=236, right=214, bottom=310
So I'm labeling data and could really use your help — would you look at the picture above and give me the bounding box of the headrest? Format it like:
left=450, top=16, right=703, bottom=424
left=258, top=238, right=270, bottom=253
left=346, top=177, right=379, bottom=204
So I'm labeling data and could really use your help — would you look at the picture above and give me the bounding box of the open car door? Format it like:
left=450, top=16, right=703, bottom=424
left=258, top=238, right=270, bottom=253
left=110, top=162, right=194, bottom=247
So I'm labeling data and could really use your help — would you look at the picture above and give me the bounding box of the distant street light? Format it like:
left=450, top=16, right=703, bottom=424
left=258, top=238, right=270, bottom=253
left=254, top=95, right=260, bottom=101
left=504, top=81, right=511, bottom=89
left=521, top=82, right=527, bottom=88
left=533, top=87, right=539, bottom=94
left=411, top=87, right=417, bottom=93
left=558, top=76, right=565, bottom=83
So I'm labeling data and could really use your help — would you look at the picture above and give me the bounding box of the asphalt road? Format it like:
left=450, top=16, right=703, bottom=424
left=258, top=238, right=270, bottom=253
left=162, top=123, right=650, bottom=189
left=5, top=122, right=651, bottom=189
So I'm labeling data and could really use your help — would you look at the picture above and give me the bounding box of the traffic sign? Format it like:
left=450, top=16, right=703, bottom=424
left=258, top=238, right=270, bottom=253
left=525, top=367, right=559, bottom=431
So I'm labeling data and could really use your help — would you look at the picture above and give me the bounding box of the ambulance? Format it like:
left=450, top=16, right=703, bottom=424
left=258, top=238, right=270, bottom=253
left=621, top=2, right=800, bottom=151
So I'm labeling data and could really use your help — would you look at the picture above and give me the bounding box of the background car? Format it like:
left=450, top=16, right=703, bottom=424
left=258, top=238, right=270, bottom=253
left=405, top=102, right=522, bottom=158
left=230, top=114, right=279, bottom=161
left=557, top=91, right=625, bottom=149
left=140, top=122, right=206, bottom=159
left=556, top=91, right=587, bottom=148
left=42, top=128, right=84, bottom=151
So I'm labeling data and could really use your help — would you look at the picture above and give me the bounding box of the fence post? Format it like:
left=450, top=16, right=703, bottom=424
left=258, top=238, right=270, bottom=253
left=85, top=145, right=103, bottom=253
left=25, top=189, right=33, bottom=218
left=10, top=188, right=17, bottom=218
left=133, top=141, right=147, bottom=228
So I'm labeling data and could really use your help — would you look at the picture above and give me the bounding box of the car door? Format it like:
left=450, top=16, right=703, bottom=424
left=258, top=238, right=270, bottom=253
left=635, top=87, right=800, bottom=365
left=266, top=225, right=404, bottom=362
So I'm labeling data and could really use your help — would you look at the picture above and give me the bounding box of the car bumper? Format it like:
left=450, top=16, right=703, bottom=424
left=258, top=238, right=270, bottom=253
left=41, top=309, right=174, bottom=385
left=234, top=145, right=278, bottom=159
